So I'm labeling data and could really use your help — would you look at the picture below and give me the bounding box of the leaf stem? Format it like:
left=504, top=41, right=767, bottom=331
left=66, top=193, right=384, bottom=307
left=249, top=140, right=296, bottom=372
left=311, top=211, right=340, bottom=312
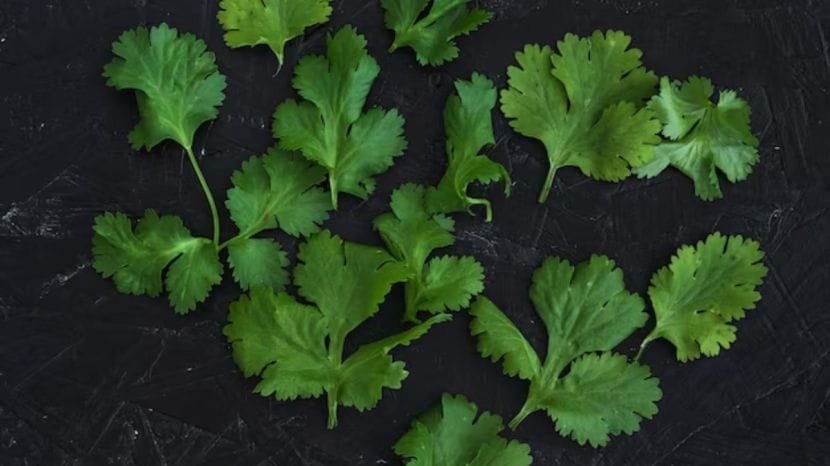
left=466, top=196, right=493, bottom=222
left=185, top=146, right=220, bottom=245
left=509, top=398, right=538, bottom=430
left=538, top=164, right=558, bottom=204
left=329, top=176, right=339, bottom=210
left=635, top=330, right=659, bottom=361
left=403, top=282, right=421, bottom=323
left=326, top=388, right=339, bottom=429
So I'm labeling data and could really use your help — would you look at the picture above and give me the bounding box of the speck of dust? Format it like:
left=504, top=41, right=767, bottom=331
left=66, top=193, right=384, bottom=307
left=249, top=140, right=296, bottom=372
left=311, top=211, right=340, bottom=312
left=0, top=37, right=6, bottom=43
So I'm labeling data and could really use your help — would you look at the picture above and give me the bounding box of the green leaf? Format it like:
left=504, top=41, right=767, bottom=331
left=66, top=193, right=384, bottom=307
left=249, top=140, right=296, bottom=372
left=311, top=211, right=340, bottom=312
left=294, top=230, right=411, bottom=346
left=417, top=256, right=485, bottom=313
left=545, top=353, right=662, bottom=448
left=394, top=393, right=532, bottom=466
left=469, top=297, right=541, bottom=381
left=217, top=0, right=332, bottom=64
left=529, top=256, right=648, bottom=372
left=469, top=256, right=659, bottom=447
left=273, top=26, right=407, bottom=209
left=225, top=287, right=333, bottom=400
left=165, top=239, right=223, bottom=314
left=500, top=31, right=660, bottom=203
left=226, top=148, right=331, bottom=238
left=103, top=23, right=226, bottom=151
left=643, top=232, right=767, bottom=362
left=375, top=184, right=484, bottom=322
left=92, top=210, right=221, bottom=314
left=339, top=313, right=452, bottom=411
left=225, top=256, right=448, bottom=428
left=427, top=73, right=510, bottom=222
left=227, top=238, right=289, bottom=291
left=636, top=76, right=760, bottom=200
left=382, top=0, right=493, bottom=66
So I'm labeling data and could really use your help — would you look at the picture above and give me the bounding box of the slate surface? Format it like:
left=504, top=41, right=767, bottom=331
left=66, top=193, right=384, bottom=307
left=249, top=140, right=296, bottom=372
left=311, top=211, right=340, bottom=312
left=1, top=0, right=829, bottom=464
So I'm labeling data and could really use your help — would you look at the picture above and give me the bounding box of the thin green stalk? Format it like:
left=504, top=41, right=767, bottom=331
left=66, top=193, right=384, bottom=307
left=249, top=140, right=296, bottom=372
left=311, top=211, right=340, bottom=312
left=185, top=146, right=220, bottom=245
left=538, top=164, right=559, bottom=204
left=635, top=330, right=659, bottom=362
left=509, top=397, right=538, bottom=430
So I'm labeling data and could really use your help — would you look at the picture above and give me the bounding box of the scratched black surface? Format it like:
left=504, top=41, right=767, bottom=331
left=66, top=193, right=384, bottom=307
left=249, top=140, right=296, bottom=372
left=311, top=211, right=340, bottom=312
left=1, top=0, right=830, bottom=464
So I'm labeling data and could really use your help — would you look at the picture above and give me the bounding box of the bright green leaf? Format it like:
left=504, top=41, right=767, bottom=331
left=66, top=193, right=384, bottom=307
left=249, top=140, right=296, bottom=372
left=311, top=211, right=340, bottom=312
left=469, top=297, right=540, bottom=381
left=225, top=287, right=332, bottom=399
left=165, top=239, right=223, bottom=314
left=382, top=0, right=492, bottom=66
left=103, top=23, right=226, bottom=151
left=227, top=238, right=289, bottom=291
left=470, top=255, right=659, bottom=447
left=427, top=73, right=510, bottom=221
left=226, top=148, right=331, bottom=238
left=636, top=76, right=760, bottom=200
left=375, top=184, right=484, bottom=322
left=273, top=26, right=407, bottom=209
left=545, top=353, right=662, bottom=448
left=225, top=248, right=448, bottom=429
left=643, top=232, right=767, bottom=362
left=500, top=31, right=660, bottom=203
left=394, top=393, right=532, bottom=466
left=92, top=210, right=221, bottom=314
left=217, top=0, right=332, bottom=64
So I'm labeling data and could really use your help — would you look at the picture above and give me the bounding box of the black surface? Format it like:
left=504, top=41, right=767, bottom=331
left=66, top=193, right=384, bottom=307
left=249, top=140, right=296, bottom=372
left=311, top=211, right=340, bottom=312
left=2, top=0, right=830, bottom=464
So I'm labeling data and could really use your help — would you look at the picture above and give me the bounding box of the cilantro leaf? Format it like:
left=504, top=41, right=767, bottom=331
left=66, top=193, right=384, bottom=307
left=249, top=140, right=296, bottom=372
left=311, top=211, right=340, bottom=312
left=500, top=31, right=660, bottom=203
left=394, top=393, right=532, bottom=466
left=375, top=184, right=484, bottom=322
left=636, top=76, right=760, bottom=200
left=427, top=73, right=510, bottom=222
left=227, top=238, right=289, bottom=291
left=273, top=26, right=407, bottom=209
left=226, top=230, right=450, bottom=428
left=217, top=0, right=332, bottom=64
left=544, top=353, right=661, bottom=448
left=640, top=233, right=767, bottom=362
left=226, top=148, right=331, bottom=238
left=223, top=148, right=330, bottom=291
left=92, top=210, right=222, bottom=314
left=470, top=255, right=660, bottom=447
left=382, top=0, right=492, bottom=66
left=103, top=23, right=226, bottom=151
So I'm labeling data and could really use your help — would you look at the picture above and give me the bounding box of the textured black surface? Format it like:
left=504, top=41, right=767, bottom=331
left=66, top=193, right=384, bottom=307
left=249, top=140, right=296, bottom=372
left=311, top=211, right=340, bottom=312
left=1, top=0, right=830, bottom=464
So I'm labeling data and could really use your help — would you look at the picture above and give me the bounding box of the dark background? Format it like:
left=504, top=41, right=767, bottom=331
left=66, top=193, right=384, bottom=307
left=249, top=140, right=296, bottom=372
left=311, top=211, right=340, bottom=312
left=1, top=0, right=829, bottom=464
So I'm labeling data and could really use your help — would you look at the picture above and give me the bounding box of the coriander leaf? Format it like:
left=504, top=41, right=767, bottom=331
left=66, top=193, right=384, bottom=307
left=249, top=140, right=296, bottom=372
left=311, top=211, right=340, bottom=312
left=545, top=353, right=661, bottom=448
left=469, top=297, right=541, bottom=381
left=427, top=73, right=510, bottom=222
left=338, top=313, right=451, bottom=411
left=636, top=76, right=760, bottom=200
left=226, top=148, right=331, bottom=238
left=417, top=256, right=485, bottom=313
left=226, top=236, right=449, bottom=428
left=165, top=239, right=224, bottom=313
left=500, top=31, right=660, bottom=203
left=394, top=393, right=532, bottom=466
left=225, top=287, right=332, bottom=399
left=641, top=233, right=767, bottom=362
left=294, top=230, right=411, bottom=346
left=529, top=256, right=648, bottom=371
left=103, top=23, right=226, bottom=151
left=92, top=210, right=222, bottom=314
left=217, top=0, right=332, bottom=64
left=470, top=255, right=659, bottom=447
left=227, top=238, right=289, bottom=291
left=273, top=26, right=407, bottom=209
left=375, top=184, right=484, bottom=322
left=382, top=0, right=492, bottom=66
